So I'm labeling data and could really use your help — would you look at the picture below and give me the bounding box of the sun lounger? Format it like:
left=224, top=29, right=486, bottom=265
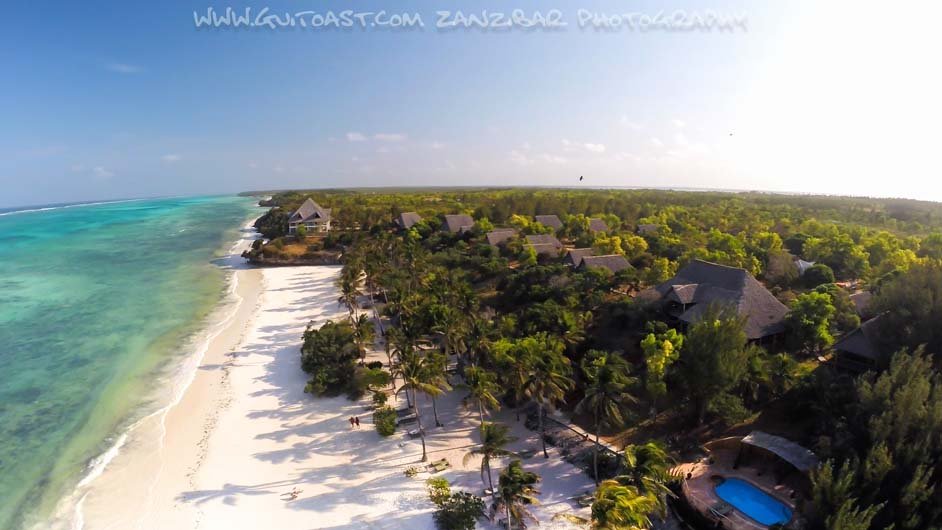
left=427, top=458, right=450, bottom=473
left=408, top=427, right=425, bottom=438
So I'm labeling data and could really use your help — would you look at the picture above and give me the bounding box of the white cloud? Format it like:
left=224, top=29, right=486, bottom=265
left=161, top=154, right=181, bottom=163
left=562, top=139, right=606, bottom=154
left=92, top=166, right=114, bottom=179
left=105, top=63, right=143, bottom=74
left=429, top=141, right=445, bottom=150
left=672, top=119, right=686, bottom=129
left=511, top=150, right=568, bottom=165
left=650, top=137, right=665, bottom=148
left=374, top=133, right=407, bottom=142
left=247, top=162, right=259, bottom=169
left=346, top=132, right=367, bottom=142
left=620, top=115, right=643, bottom=130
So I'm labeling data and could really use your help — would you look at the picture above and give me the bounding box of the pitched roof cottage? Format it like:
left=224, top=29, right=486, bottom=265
left=288, top=198, right=331, bottom=234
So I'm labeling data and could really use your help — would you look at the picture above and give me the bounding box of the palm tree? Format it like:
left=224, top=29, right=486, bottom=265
left=616, top=442, right=677, bottom=517
left=422, top=349, right=452, bottom=427
left=590, top=480, right=659, bottom=530
left=351, top=312, right=375, bottom=364
left=462, top=365, right=501, bottom=426
left=462, top=422, right=516, bottom=497
left=576, top=349, right=638, bottom=484
left=520, top=334, right=573, bottom=458
left=338, top=274, right=362, bottom=318
left=394, top=350, right=441, bottom=462
left=495, top=460, right=541, bottom=530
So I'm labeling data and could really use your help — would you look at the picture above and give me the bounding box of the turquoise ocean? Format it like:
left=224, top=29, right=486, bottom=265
left=0, top=196, right=258, bottom=530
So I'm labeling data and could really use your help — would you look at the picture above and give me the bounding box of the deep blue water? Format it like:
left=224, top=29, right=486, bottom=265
left=0, top=196, right=256, bottom=530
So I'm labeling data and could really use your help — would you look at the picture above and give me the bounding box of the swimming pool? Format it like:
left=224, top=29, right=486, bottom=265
left=714, top=477, right=792, bottom=526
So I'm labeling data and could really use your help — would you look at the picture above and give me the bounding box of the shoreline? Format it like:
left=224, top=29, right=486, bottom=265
left=36, top=217, right=263, bottom=530
left=57, top=231, right=592, bottom=530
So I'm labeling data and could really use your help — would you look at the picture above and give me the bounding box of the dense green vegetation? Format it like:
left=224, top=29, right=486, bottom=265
left=275, top=188, right=942, bottom=529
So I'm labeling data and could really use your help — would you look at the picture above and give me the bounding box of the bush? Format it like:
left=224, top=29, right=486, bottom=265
left=433, top=492, right=485, bottom=530
left=300, top=320, right=359, bottom=396
left=372, top=390, right=388, bottom=407
left=803, top=263, right=835, bottom=288
left=708, top=393, right=752, bottom=425
left=426, top=477, right=451, bottom=506
left=373, top=406, right=397, bottom=436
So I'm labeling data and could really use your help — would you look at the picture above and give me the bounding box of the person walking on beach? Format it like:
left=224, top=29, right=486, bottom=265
left=354, top=416, right=360, bottom=428
left=349, top=417, right=355, bottom=429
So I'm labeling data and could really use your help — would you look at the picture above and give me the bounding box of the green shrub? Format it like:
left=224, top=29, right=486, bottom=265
left=372, top=391, right=388, bottom=407
left=433, top=492, right=485, bottom=530
left=374, top=406, right=397, bottom=436
left=426, top=477, right=451, bottom=506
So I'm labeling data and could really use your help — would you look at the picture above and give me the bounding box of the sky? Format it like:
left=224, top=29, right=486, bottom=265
left=2, top=0, right=941, bottom=208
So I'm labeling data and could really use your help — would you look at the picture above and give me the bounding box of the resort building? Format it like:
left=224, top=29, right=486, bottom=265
left=849, top=291, right=873, bottom=318
left=525, top=234, right=563, bottom=257
left=442, top=214, right=474, bottom=233
left=578, top=254, right=632, bottom=274
left=486, top=228, right=518, bottom=247
left=676, top=431, right=818, bottom=530
left=588, top=218, right=609, bottom=233
left=637, top=223, right=660, bottom=235
left=564, top=248, right=595, bottom=267
left=534, top=214, right=563, bottom=231
left=833, top=313, right=887, bottom=372
left=395, top=212, right=422, bottom=230
left=287, top=198, right=331, bottom=234
left=647, top=259, right=789, bottom=341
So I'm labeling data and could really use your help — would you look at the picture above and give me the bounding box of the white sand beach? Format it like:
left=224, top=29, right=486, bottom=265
left=72, top=254, right=593, bottom=529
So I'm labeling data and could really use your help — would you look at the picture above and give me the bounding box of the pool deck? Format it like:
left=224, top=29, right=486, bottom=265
left=675, top=448, right=797, bottom=530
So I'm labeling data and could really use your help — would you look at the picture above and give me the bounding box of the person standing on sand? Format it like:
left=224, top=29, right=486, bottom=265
left=349, top=417, right=355, bottom=429
left=354, top=416, right=360, bottom=428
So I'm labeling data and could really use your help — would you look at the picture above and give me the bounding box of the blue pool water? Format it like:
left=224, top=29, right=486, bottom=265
left=715, top=478, right=792, bottom=526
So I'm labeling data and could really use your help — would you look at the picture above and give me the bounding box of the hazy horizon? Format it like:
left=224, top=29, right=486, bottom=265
left=4, top=1, right=941, bottom=207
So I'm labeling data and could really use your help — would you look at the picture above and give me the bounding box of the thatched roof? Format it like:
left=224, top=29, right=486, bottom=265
left=742, top=431, right=819, bottom=473
left=588, top=218, right=609, bottom=233
left=637, top=223, right=660, bottom=235
left=564, top=248, right=595, bottom=267
left=529, top=243, right=562, bottom=257
left=579, top=254, right=632, bottom=274
left=486, top=228, right=517, bottom=247
left=655, top=259, right=789, bottom=339
left=849, top=291, right=873, bottom=317
left=396, top=212, right=422, bottom=229
left=526, top=234, right=563, bottom=250
left=534, top=215, right=563, bottom=230
left=833, top=313, right=885, bottom=362
left=290, top=198, right=331, bottom=223
left=442, top=214, right=474, bottom=233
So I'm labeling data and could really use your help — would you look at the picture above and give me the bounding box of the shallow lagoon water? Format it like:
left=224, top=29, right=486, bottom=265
left=0, top=196, right=256, bottom=530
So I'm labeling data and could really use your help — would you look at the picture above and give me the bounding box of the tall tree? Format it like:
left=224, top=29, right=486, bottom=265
left=495, top=460, right=541, bottom=530
left=394, top=350, right=441, bottom=462
left=462, top=422, right=516, bottom=497
left=785, top=291, right=836, bottom=354
left=351, top=312, right=375, bottom=364
left=677, top=305, right=753, bottom=424
left=462, top=365, right=501, bottom=426
left=576, top=350, right=637, bottom=484
left=519, top=334, right=574, bottom=458
left=590, top=480, right=659, bottom=530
